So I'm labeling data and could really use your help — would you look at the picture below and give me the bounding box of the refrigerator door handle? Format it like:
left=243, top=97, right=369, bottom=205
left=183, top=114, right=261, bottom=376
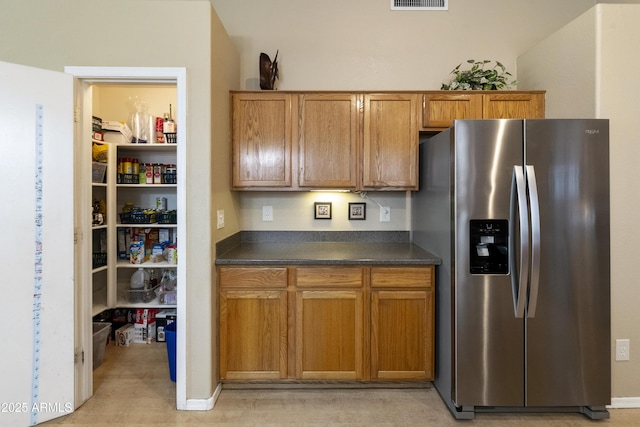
left=525, top=165, right=541, bottom=317
left=510, top=166, right=529, bottom=318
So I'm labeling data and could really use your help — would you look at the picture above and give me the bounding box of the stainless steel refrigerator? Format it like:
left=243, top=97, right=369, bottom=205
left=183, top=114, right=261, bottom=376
left=412, top=119, right=610, bottom=419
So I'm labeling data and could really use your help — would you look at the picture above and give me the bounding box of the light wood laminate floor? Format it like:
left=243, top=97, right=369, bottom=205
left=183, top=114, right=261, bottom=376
left=45, top=343, right=640, bottom=426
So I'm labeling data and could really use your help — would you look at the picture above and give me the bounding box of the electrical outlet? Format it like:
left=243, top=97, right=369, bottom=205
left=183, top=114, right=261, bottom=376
left=217, top=209, right=225, bottom=229
left=380, top=206, right=391, bottom=222
left=262, top=206, right=273, bottom=221
left=616, top=339, right=630, bottom=361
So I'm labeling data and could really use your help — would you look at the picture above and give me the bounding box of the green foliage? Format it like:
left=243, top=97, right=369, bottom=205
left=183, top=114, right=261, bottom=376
left=441, top=59, right=516, bottom=90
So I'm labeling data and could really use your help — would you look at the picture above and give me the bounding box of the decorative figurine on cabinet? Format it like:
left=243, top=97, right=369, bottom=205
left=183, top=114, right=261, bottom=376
left=259, top=50, right=279, bottom=90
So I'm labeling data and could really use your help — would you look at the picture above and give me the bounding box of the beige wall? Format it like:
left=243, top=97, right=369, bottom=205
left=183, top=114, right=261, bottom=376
left=0, top=0, right=239, bottom=402
left=214, top=0, right=640, bottom=401
left=239, top=192, right=409, bottom=230
left=209, top=6, right=241, bottom=387
left=518, top=4, right=640, bottom=400
left=211, top=0, right=599, bottom=232
left=598, top=4, right=640, bottom=399
left=211, top=0, right=596, bottom=91
left=3, top=0, right=635, bottom=406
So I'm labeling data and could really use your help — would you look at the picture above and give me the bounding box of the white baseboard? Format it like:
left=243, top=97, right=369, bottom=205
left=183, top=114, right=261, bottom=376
left=183, top=383, right=223, bottom=411
left=182, top=386, right=639, bottom=411
left=610, top=397, right=640, bottom=408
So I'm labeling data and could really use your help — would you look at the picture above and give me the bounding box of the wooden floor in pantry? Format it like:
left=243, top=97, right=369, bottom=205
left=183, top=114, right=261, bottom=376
left=44, top=342, right=640, bottom=426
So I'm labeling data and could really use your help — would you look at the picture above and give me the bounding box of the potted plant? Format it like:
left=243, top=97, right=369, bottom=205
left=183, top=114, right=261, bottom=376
left=441, top=59, right=516, bottom=90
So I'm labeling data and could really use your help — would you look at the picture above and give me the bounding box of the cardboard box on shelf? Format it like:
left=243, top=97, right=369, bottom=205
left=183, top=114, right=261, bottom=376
left=92, top=115, right=104, bottom=141
left=135, top=308, right=158, bottom=325
left=156, top=310, right=177, bottom=343
left=115, top=324, right=135, bottom=347
left=129, top=241, right=144, bottom=264
left=133, top=308, right=158, bottom=344
left=134, top=322, right=157, bottom=344
left=102, top=120, right=133, bottom=143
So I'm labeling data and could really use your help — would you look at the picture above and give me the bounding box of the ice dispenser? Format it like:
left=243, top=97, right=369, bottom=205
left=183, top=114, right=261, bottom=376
left=469, top=219, right=509, bottom=274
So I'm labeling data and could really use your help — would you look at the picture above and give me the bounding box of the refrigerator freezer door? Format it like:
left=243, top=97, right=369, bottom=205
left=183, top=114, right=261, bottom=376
left=524, top=119, right=611, bottom=407
left=452, top=120, right=526, bottom=407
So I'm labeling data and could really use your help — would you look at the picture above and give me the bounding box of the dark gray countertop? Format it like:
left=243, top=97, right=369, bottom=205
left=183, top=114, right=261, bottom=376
left=215, top=231, right=441, bottom=266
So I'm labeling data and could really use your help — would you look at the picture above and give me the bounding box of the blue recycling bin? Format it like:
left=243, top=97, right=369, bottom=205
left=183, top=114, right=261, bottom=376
left=165, top=321, right=176, bottom=382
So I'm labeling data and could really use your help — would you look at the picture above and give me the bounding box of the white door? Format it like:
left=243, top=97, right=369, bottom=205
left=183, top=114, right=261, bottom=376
left=0, top=61, right=75, bottom=425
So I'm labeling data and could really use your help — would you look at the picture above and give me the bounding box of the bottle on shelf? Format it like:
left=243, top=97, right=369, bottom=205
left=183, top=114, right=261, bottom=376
left=139, top=162, right=147, bottom=184
left=92, top=199, right=104, bottom=226
left=149, top=268, right=158, bottom=288
left=122, top=157, right=132, bottom=174
left=145, top=163, right=154, bottom=185
left=163, top=104, right=176, bottom=133
left=130, top=267, right=149, bottom=290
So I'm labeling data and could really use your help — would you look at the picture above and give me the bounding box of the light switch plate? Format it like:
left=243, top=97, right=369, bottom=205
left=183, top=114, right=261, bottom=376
left=262, top=206, right=273, bottom=221
left=380, top=206, right=391, bottom=222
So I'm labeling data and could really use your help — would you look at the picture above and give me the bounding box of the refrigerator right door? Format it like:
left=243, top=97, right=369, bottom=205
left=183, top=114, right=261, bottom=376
left=524, top=119, right=611, bottom=407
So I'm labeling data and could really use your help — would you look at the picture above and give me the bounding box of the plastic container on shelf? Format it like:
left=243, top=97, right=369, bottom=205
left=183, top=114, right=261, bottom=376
left=92, top=162, right=107, bottom=183
left=159, top=289, right=177, bottom=305
left=124, top=286, right=159, bottom=304
left=93, top=322, right=111, bottom=370
left=92, top=252, right=107, bottom=269
left=156, top=210, right=177, bottom=224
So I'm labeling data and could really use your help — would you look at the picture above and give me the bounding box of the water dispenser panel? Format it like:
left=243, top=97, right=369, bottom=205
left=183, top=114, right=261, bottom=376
left=470, top=219, right=509, bottom=274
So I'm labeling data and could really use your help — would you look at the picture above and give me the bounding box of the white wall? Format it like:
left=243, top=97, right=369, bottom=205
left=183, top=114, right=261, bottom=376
left=518, top=3, right=640, bottom=401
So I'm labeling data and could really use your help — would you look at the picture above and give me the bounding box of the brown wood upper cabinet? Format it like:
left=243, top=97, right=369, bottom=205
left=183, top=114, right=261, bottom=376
left=362, top=94, right=419, bottom=190
left=298, top=93, right=359, bottom=189
left=421, top=91, right=545, bottom=130
left=232, top=92, right=295, bottom=188
left=232, top=91, right=419, bottom=191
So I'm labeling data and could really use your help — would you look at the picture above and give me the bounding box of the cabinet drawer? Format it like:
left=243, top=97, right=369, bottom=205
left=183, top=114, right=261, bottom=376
left=296, top=267, right=363, bottom=288
left=370, top=267, right=433, bottom=288
left=219, top=267, right=288, bottom=288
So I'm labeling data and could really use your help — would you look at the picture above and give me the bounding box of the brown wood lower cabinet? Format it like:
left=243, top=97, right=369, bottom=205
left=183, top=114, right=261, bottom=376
left=218, top=265, right=434, bottom=382
left=219, top=267, right=288, bottom=380
left=295, top=267, right=365, bottom=380
left=370, top=267, right=434, bottom=380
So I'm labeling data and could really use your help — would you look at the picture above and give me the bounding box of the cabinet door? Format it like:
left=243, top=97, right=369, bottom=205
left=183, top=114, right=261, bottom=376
left=363, top=93, right=419, bottom=189
left=482, top=93, right=545, bottom=119
left=298, top=93, right=358, bottom=189
left=371, top=290, right=433, bottom=380
left=220, top=289, right=288, bottom=380
left=219, top=267, right=288, bottom=380
left=296, top=289, right=364, bottom=380
left=422, top=93, right=482, bottom=128
left=232, top=93, right=294, bottom=188
left=370, top=267, right=434, bottom=380
left=295, top=267, right=364, bottom=380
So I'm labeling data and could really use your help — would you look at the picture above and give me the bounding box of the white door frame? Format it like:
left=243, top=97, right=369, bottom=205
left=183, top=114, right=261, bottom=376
left=65, top=66, right=187, bottom=410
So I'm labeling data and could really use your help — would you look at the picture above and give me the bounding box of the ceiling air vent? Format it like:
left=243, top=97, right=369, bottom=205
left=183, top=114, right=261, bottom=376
left=391, top=0, right=448, bottom=11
